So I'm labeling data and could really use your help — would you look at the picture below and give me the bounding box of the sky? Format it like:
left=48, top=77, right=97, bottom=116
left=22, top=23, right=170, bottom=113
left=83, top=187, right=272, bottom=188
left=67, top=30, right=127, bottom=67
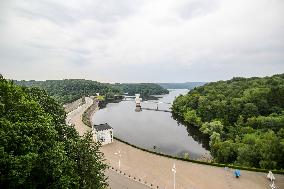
left=0, top=0, right=284, bottom=83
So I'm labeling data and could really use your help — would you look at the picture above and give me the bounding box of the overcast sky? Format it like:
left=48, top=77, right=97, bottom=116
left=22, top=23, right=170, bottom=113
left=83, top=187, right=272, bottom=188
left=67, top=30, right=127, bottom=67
left=0, top=0, right=284, bottom=82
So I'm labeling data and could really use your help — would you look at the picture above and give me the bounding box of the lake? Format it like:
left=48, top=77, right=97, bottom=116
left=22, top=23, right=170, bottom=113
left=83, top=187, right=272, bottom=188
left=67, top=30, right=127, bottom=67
left=92, top=89, right=210, bottom=159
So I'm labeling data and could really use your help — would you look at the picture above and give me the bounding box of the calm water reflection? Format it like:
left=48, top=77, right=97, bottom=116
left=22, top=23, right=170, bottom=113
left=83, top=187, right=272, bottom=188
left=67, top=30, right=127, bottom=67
left=93, top=89, right=209, bottom=159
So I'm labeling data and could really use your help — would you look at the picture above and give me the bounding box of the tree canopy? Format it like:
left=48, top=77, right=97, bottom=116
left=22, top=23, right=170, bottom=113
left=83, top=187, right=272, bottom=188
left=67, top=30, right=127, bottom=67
left=15, top=79, right=122, bottom=104
left=15, top=80, right=169, bottom=104
left=157, top=82, right=206, bottom=89
left=172, top=74, right=284, bottom=169
left=0, top=76, right=107, bottom=188
left=116, top=83, right=169, bottom=97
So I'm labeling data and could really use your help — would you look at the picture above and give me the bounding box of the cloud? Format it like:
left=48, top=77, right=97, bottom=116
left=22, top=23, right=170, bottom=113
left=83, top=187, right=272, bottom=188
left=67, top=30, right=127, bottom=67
left=177, top=0, right=219, bottom=20
left=0, top=0, right=284, bottom=82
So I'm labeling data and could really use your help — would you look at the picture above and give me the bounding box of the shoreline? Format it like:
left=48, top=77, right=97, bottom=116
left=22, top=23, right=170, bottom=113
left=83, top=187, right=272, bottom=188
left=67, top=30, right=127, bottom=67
left=82, top=97, right=99, bottom=127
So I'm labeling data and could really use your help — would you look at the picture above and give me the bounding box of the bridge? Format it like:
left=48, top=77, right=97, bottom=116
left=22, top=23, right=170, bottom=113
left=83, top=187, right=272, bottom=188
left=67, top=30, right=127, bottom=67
left=141, top=107, right=171, bottom=113
left=122, top=97, right=172, bottom=104
left=123, top=99, right=172, bottom=105
left=125, top=93, right=173, bottom=112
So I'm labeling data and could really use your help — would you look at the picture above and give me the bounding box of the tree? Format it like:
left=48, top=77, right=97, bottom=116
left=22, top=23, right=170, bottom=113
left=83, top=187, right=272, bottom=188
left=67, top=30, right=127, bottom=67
left=15, top=79, right=123, bottom=104
left=0, top=77, right=108, bottom=188
left=242, top=103, right=259, bottom=120
left=15, top=80, right=169, bottom=105
left=213, top=140, right=237, bottom=163
left=200, top=121, right=224, bottom=136
left=183, top=109, right=202, bottom=127
left=172, top=73, right=284, bottom=169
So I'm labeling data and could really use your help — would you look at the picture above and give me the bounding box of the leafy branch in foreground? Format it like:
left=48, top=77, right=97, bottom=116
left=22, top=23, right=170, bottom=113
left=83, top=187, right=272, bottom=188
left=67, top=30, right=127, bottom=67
left=0, top=75, right=108, bottom=188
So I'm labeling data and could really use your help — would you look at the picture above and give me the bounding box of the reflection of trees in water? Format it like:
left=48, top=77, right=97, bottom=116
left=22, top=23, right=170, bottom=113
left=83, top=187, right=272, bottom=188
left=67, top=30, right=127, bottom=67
left=98, top=98, right=122, bottom=109
left=172, top=114, right=210, bottom=150
left=143, top=95, right=160, bottom=100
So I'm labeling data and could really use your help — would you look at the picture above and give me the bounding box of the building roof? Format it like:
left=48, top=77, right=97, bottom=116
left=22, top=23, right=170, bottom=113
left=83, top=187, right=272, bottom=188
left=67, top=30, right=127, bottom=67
left=93, top=123, right=113, bottom=131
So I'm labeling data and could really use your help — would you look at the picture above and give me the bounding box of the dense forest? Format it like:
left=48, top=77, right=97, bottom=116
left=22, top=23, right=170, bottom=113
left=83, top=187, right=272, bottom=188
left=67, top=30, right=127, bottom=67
left=15, top=79, right=121, bottom=104
left=15, top=80, right=169, bottom=104
left=157, top=82, right=206, bottom=89
left=0, top=76, right=107, bottom=188
left=116, top=83, right=169, bottom=97
left=172, top=74, right=284, bottom=169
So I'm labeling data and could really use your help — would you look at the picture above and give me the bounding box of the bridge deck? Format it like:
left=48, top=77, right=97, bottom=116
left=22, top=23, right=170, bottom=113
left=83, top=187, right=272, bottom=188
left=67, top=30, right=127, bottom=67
left=141, top=108, right=171, bottom=112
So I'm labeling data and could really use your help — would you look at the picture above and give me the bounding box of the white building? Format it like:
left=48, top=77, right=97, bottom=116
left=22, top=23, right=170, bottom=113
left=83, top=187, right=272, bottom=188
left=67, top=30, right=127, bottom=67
left=135, top=94, right=142, bottom=112
left=92, top=123, right=113, bottom=145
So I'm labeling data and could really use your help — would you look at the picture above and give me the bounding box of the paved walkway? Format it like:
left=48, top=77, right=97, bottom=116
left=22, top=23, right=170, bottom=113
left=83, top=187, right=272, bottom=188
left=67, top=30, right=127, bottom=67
left=101, top=140, right=284, bottom=189
left=66, top=97, right=93, bottom=135
left=106, top=169, right=150, bottom=189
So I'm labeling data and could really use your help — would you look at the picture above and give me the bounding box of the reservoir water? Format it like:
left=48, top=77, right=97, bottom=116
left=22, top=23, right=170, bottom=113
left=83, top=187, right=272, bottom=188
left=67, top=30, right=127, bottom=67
left=93, top=89, right=210, bottom=159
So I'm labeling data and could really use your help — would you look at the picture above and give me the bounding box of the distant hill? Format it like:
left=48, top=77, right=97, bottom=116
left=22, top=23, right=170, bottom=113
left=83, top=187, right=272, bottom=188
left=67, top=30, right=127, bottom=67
left=15, top=79, right=121, bottom=104
left=15, top=80, right=169, bottom=104
left=157, top=82, right=207, bottom=89
left=115, top=83, right=169, bottom=96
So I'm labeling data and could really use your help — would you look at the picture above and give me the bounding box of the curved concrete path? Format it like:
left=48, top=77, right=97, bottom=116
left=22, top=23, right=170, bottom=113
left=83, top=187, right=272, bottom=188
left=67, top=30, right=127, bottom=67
left=66, top=97, right=93, bottom=135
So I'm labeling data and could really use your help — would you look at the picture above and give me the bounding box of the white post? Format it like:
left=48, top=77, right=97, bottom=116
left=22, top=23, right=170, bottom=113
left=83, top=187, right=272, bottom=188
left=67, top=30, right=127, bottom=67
left=172, top=163, right=176, bottom=189
left=174, top=170, right=175, bottom=189
left=114, top=150, right=122, bottom=169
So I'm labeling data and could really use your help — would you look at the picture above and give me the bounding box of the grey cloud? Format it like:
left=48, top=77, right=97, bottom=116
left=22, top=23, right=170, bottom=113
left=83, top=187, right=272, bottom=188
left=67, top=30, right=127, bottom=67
left=178, top=0, right=219, bottom=20
left=0, top=0, right=284, bottom=82
left=81, top=0, right=142, bottom=23
left=25, top=42, right=91, bottom=56
left=7, top=1, right=77, bottom=26
left=10, top=0, right=141, bottom=25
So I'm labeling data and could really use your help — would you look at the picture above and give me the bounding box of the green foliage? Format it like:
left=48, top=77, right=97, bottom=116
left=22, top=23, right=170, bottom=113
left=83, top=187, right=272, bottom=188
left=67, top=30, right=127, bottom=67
left=15, top=80, right=169, bottom=105
left=183, top=152, right=190, bottom=159
left=157, top=82, right=206, bottom=89
left=200, top=121, right=224, bottom=136
left=172, top=73, right=284, bottom=169
left=96, top=95, right=105, bottom=101
left=246, top=113, right=284, bottom=130
left=236, top=131, right=281, bottom=169
left=0, top=77, right=107, bottom=188
left=116, top=83, right=169, bottom=97
left=15, top=79, right=122, bottom=104
left=183, top=109, right=202, bottom=126
left=210, top=139, right=236, bottom=163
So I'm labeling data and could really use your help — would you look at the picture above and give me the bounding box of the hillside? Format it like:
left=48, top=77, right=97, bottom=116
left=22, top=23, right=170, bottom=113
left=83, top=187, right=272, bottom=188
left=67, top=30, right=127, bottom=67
left=172, top=74, right=284, bottom=169
left=15, top=80, right=169, bottom=104
left=0, top=76, right=107, bottom=188
left=116, top=83, right=169, bottom=96
left=15, top=79, right=122, bottom=104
